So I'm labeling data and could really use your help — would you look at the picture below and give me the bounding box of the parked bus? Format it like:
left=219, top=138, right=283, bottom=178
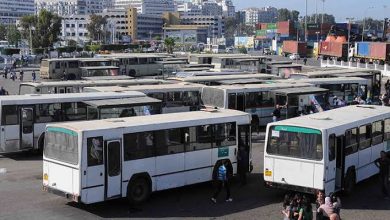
left=0, top=91, right=158, bottom=153
left=84, top=83, right=203, bottom=113
left=277, top=77, right=369, bottom=107
left=19, top=79, right=169, bottom=95
left=264, top=105, right=390, bottom=195
left=201, top=83, right=328, bottom=126
left=42, top=108, right=252, bottom=204
left=290, top=69, right=381, bottom=102
left=40, top=58, right=115, bottom=80
left=96, top=53, right=170, bottom=77
left=211, top=56, right=270, bottom=72
left=174, top=70, right=248, bottom=78
left=169, top=73, right=278, bottom=86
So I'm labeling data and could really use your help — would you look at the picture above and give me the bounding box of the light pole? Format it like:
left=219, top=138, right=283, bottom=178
left=362, top=6, right=374, bottom=41
left=305, top=0, right=308, bottom=42
left=346, top=17, right=354, bottom=61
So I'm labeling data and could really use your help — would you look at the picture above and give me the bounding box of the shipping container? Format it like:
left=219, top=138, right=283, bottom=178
left=370, top=42, right=390, bottom=61
left=277, top=21, right=296, bottom=35
left=282, top=40, right=307, bottom=56
left=319, top=41, right=348, bottom=60
left=356, top=42, right=370, bottom=57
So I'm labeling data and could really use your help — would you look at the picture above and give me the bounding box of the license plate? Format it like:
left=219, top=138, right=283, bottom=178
left=264, top=170, right=272, bottom=177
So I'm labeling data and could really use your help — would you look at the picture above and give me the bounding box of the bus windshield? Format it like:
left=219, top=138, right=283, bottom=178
left=44, top=128, right=79, bottom=165
left=266, top=125, right=323, bottom=161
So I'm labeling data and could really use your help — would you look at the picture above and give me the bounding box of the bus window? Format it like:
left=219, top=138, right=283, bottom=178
left=2, top=105, right=18, bottom=125
left=44, top=129, right=78, bottom=165
left=267, top=126, right=323, bottom=160
left=245, top=92, right=261, bottom=109
left=187, top=125, right=213, bottom=151
left=385, top=119, right=390, bottom=141
left=214, top=123, right=236, bottom=147
left=372, top=121, right=383, bottom=145
left=345, top=128, right=358, bottom=155
left=359, top=124, right=372, bottom=150
left=329, top=134, right=336, bottom=161
left=36, top=103, right=62, bottom=123
left=148, top=92, right=164, bottom=101
left=123, top=132, right=155, bottom=161
left=68, top=61, right=78, bottom=68
left=55, top=62, right=60, bottom=69
left=155, top=128, right=185, bottom=155
left=228, top=93, right=236, bottom=109
left=63, top=102, right=87, bottom=121
left=87, top=136, right=103, bottom=166
left=261, top=92, right=274, bottom=107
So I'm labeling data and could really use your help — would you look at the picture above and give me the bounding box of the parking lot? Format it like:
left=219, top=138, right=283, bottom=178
left=1, top=142, right=390, bottom=220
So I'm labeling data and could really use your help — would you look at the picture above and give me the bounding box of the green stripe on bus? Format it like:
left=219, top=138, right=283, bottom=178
left=274, top=125, right=321, bottom=135
left=47, top=127, right=78, bottom=136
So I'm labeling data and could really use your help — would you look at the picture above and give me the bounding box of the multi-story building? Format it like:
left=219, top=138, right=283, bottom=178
left=241, top=6, right=277, bottom=26
left=35, top=0, right=112, bottom=16
left=181, top=15, right=224, bottom=38
left=127, top=8, right=163, bottom=41
left=217, top=0, right=235, bottom=17
left=176, top=1, right=202, bottom=16
left=115, top=0, right=175, bottom=16
left=0, top=0, right=34, bottom=24
left=242, top=8, right=260, bottom=26
left=201, top=1, right=222, bottom=16
left=163, top=25, right=208, bottom=45
left=61, top=14, right=89, bottom=44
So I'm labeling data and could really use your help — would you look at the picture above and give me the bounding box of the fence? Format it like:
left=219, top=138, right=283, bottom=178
left=321, top=59, right=390, bottom=76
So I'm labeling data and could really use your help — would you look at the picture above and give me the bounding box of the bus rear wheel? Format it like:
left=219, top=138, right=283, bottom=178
left=127, top=177, right=151, bottom=204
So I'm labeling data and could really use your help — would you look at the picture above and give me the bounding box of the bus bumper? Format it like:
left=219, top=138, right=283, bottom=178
left=263, top=181, right=318, bottom=194
left=43, top=185, right=80, bottom=202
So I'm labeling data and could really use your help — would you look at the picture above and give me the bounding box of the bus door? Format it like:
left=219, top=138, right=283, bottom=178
left=237, top=125, right=251, bottom=173
left=335, top=135, right=345, bottom=190
left=20, top=107, right=34, bottom=150
left=58, top=87, right=66, bottom=93
left=104, top=140, right=122, bottom=199
left=236, top=93, right=245, bottom=111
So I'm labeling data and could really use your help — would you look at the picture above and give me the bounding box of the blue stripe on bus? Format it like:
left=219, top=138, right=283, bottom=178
left=47, top=127, right=78, bottom=136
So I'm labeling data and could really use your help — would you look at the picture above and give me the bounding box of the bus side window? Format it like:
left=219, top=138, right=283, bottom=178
left=384, top=119, right=390, bottom=141
left=123, top=132, right=154, bottom=161
left=345, top=128, right=358, bottom=156
left=228, top=93, right=236, bottom=109
left=186, top=125, right=213, bottom=152
left=1, top=105, right=18, bottom=125
left=87, top=136, right=103, bottom=166
left=155, top=128, right=185, bottom=155
left=359, top=124, right=372, bottom=150
left=328, top=134, right=336, bottom=161
left=372, top=121, right=384, bottom=145
left=214, top=123, right=236, bottom=147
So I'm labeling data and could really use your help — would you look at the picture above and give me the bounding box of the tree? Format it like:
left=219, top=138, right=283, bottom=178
left=225, top=17, right=238, bottom=38
left=304, top=14, right=335, bottom=24
left=7, top=25, right=21, bottom=47
left=87, top=14, right=107, bottom=42
left=164, top=37, right=175, bottom=54
left=67, top=39, right=77, bottom=47
left=0, top=24, right=6, bottom=41
left=278, top=9, right=300, bottom=22
left=20, top=9, right=61, bottom=49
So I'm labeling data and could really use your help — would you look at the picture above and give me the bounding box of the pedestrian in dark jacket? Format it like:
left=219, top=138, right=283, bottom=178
left=211, top=160, right=232, bottom=203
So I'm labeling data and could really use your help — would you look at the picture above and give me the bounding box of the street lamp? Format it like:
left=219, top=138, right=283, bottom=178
left=362, top=6, right=374, bottom=41
left=346, top=17, right=354, bottom=61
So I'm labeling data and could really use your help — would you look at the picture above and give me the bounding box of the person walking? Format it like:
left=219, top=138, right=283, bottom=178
left=317, top=197, right=339, bottom=220
left=315, top=190, right=325, bottom=220
left=62, top=70, right=67, bottom=80
left=282, top=194, right=291, bottom=220
left=375, top=151, right=390, bottom=199
left=32, top=70, right=36, bottom=82
left=298, top=196, right=313, bottom=220
left=211, top=160, right=232, bottom=203
left=303, top=57, right=308, bottom=65
left=237, top=147, right=248, bottom=185
left=0, top=87, right=7, bottom=95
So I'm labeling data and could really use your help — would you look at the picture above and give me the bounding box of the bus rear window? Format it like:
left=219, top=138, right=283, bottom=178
left=44, top=128, right=79, bottom=165
left=19, top=85, right=37, bottom=95
left=266, top=125, right=323, bottom=161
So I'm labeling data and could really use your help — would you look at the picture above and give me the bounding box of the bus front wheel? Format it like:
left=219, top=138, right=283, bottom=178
left=127, top=176, right=151, bottom=204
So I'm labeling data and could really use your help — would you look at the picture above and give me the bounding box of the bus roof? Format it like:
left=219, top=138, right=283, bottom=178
left=272, top=64, right=302, bottom=68
left=291, top=68, right=380, bottom=78
left=0, top=91, right=146, bottom=105
left=84, top=83, right=204, bottom=93
left=83, top=96, right=161, bottom=107
left=268, top=105, right=390, bottom=131
left=95, top=53, right=171, bottom=58
left=81, top=75, right=134, bottom=80
left=169, top=73, right=278, bottom=82
left=42, top=58, right=113, bottom=62
left=274, top=77, right=369, bottom=85
left=47, top=108, right=251, bottom=133
left=20, top=79, right=166, bottom=87
left=217, top=78, right=266, bottom=85
left=204, top=82, right=313, bottom=93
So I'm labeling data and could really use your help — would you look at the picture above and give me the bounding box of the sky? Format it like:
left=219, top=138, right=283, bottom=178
left=232, top=0, right=389, bottom=22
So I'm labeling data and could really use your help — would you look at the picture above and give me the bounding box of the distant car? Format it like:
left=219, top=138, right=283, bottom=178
left=263, top=48, right=273, bottom=55
left=225, top=47, right=234, bottom=53
left=289, top=53, right=300, bottom=60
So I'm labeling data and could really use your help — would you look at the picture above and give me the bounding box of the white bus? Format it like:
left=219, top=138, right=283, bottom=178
left=43, top=109, right=252, bottom=204
left=84, top=83, right=203, bottom=113
left=264, top=105, right=390, bottom=195
left=0, top=91, right=154, bottom=153
left=19, top=79, right=169, bottom=95
left=40, top=58, right=116, bottom=80
left=201, top=83, right=328, bottom=126
left=96, top=53, right=170, bottom=77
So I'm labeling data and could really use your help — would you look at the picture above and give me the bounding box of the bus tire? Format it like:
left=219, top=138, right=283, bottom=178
left=127, top=175, right=151, bottom=204
left=344, top=169, right=356, bottom=195
left=129, top=69, right=136, bottom=77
